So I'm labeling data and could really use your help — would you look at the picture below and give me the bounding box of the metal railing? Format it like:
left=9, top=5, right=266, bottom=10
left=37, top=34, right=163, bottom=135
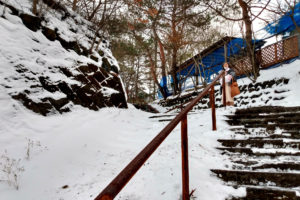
left=94, top=71, right=226, bottom=200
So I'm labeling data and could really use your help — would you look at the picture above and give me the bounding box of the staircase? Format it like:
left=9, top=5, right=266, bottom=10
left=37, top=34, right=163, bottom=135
left=212, top=106, right=300, bottom=200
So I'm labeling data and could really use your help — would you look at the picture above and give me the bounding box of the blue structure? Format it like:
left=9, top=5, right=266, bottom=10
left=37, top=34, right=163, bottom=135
left=265, top=2, right=300, bottom=36
left=158, top=37, right=264, bottom=98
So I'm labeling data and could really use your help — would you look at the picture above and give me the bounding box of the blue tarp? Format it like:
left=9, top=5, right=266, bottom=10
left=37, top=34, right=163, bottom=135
left=158, top=38, right=262, bottom=98
left=177, top=38, right=249, bottom=80
left=265, top=2, right=300, bottom=36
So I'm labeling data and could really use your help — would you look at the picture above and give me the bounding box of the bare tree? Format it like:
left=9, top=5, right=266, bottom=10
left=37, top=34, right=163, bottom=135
left=72, top=0, right=78, bottom=11
left=32, top=0, right=39, bottom=15
left=204, top=0, right=271, bottom=82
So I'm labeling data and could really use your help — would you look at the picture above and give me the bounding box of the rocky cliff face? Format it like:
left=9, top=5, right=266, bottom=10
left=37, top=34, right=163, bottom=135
left=0, top=0, right=127, bottom=116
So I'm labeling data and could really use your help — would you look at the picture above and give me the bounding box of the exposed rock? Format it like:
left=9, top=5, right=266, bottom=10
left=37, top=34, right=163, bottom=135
left=98, top=50, right=105, bottom=57
left=39, top=77, right=59, bottom=93
left=78, top=64, right=98, bottom=74
left=1, top=1, right=128, bottom=116
left=90, top=55, right=99, bottom=62
left=133, top=103, right=159, bottom=113
left=102, top=57, right=111, bottom=72
left=159, top=77, right=291, bottom=110
left=12, top=93, right=53, bottom=116
left=20, top=14, right=41, bottom=32
left=42, top=27, right=57, bottom=41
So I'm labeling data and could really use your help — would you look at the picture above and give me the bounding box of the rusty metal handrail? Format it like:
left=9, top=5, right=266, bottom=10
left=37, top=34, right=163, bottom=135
left=95, top=70, right=226, bottom=200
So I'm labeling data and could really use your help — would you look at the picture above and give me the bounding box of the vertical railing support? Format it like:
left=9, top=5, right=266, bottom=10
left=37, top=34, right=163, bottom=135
left=275, top=43, right=278, bottom=63
left=210, top=87, right=217, bottom=131
left=222, top=73, right=226, bottom=107
left=181, top=114, right=189, bottom=200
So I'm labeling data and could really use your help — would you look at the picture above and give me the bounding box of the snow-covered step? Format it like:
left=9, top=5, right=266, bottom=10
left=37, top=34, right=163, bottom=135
left=229, top=187, right=300, bottom=200
left=218, top=139, right=300, bottom=148
left=235, top=106, right=300, bottom=115
left=212, top=106, right=300, bottom=199
left=226, top=117, right=300, bottom=126
left=252, top=162, right=300, bottom=171
left=225, top=112, right=300, bottom=120
left=211, top=169, right=300, bottom=188
left=148, top=114, right=175, bottom=118
left=244, top=123, right=300, bottom=131
left=217, top=147, right=300, bottom=156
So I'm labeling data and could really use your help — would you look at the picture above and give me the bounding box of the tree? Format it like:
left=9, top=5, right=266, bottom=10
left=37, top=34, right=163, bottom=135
left=72, top=0, right=78, bottom=11
left=126, top=0, right=211, bottom=96
left=32, top=0, right=39, bottom=15
left=204, top=0, right=271, bottom=82
left=256, top=0, right=300, bottom=34
left=160, top=0, right=210, bottom=94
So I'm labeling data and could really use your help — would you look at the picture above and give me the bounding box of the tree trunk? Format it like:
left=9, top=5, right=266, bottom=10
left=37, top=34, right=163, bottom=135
left=238, top=0, right=259, bottom=81
left=146, top=51, right=167, bottom=99
left=135, top=57, right=140, bottom=102
left=32, top=0, right=38, bottom=15
left=170, top=0, right=179, bottom=94
left=152, top=19, right=168, bottom=98
left=171, top=50, right=179, bottom=94
left=72, top=0, right=78, bottom=11
left=88, top=0, right=102, bottom=21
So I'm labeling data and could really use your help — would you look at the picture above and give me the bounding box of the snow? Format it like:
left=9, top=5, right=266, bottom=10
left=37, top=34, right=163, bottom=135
left=0, top=0, right=122, bottom=107
left=1, top=0, right=300, bottom=200
left=0, top=93, right=244, bottom=200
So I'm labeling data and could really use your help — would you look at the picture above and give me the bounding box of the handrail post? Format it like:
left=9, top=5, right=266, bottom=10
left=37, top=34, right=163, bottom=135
left=222, top=73, right=226, bottom=107
left=275, top=43, right=278, bottom=63
left=210, top=86, right=217, bottom=131
left=181, top=114, right=189, bottom=200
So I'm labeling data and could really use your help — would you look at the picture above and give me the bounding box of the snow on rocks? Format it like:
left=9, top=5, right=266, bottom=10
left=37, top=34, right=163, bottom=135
left=0, top=0, right=127, bottom=116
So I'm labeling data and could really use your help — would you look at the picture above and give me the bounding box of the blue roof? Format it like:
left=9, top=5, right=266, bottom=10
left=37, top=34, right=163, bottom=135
left=158, top=37, right=264, bottom=98
left=178, top=38, right=249, bottom=79
left=265, top=2, right=300, bottom=35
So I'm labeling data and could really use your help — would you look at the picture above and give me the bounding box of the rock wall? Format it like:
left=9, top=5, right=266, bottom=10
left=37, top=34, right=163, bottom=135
left=0, top=0, right=127, bottom=116
left=158, top=77, right=291, bottom=111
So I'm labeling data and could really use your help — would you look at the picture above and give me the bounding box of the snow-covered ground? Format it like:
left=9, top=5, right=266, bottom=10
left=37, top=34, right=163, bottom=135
left=1, top=59, right=299, bottom=200
left=0, top=0, right=124, bottom=115
left=0, top=87, right=243, bottom=200
left=1, top=0, right=300, bottom=199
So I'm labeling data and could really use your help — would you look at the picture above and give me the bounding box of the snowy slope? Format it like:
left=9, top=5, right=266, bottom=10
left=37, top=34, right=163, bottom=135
left=1, top=0, right=300, bottom=199
left=0, top=0, right=127, bottom=116
left=1, top=60, right=299, bottom=200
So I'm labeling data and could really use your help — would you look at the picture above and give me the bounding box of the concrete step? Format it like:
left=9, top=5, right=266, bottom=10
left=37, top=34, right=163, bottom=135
left=226, top=117, right=300, bottom=126
left=244, top=123, right=300, bottom=131
left=252, top=162, right=300, bottom=171
left=217, top=139, right=300, bottom=149
left=235, top=106, right=300, bottom=115
left=216, top=106, right=300, bottom=200
left=226, top=112, right=300, bottom=120
left=211, top=169, right=300, bottom=187
left=217, top=147, right=300, bottom=156
left=229, top=187, right=300, bottom=200
left=245, top=133, right=300, bottom=139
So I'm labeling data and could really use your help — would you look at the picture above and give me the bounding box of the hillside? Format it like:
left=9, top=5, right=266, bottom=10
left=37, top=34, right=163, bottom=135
left=0, top=0, right=127, bottom=116
left=1, top=0, right=300, bottom=200
left=1, top=56, right=300, bottom=199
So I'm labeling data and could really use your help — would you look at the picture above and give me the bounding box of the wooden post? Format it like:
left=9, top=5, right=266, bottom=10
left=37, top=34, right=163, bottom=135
left=275, top=43, right=278, bottom=63
left=222, top=73, right=226, bottom=107
left=181, top=114, right=189, bottom=200
left=210, top=87, right=217, bottom=131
